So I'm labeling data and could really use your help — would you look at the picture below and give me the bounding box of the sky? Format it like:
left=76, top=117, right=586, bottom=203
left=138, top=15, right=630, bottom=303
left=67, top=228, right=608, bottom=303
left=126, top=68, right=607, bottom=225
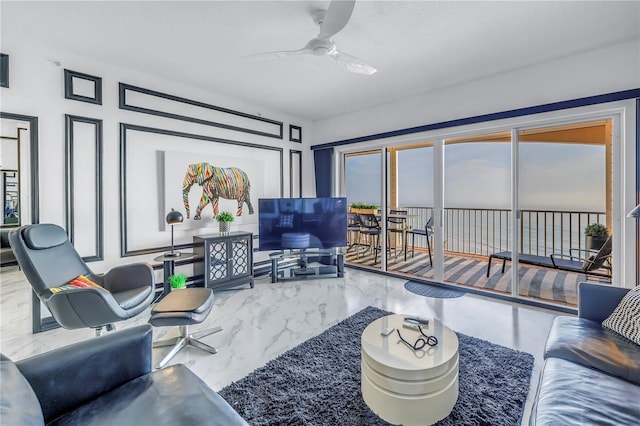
left=345, top=142, right=606, bottom=212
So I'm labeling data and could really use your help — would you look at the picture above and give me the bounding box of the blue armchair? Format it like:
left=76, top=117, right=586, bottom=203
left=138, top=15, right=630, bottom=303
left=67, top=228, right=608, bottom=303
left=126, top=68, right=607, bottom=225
left=1, top=324, right=247, bottom=425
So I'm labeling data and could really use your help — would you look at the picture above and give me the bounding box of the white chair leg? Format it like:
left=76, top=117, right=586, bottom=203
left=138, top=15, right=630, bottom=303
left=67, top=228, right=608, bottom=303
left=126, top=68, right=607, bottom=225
left=189, top=338, right=218, bottom=355
left=153, top=336, right=182, bottom=348
left=156, top=337, right=188, bottom=369
left=191, top=326, right=223, bottom=340
left=154, top=325, right=223, bottom=369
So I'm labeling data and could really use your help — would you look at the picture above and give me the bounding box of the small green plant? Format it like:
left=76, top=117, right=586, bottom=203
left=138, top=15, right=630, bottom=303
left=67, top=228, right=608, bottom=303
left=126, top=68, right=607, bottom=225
left=350, top=202, right=379, bottom=210
left=168, top=273, right=187, bottom=290
left=584, top=223, right=608, bottom=238
left=216, top=211, right=235, bottom=223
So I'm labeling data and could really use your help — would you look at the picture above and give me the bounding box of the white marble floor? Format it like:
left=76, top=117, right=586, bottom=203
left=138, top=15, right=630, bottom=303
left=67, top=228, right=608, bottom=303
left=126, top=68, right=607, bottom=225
left=0, top=264, right=565, bottom=425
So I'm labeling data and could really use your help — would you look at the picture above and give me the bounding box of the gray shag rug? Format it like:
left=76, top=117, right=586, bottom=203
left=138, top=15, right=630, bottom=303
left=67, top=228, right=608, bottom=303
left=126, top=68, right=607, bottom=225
left=219, top=306, right=534, bottom=426
left=404, top=280, right=466, bottom=298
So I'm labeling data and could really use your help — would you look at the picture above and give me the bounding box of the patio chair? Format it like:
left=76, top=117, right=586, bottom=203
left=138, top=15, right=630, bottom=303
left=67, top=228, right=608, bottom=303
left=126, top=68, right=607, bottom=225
left=407, top=217, right=433, bottom=266
left=347, top=212, right=361, bottom=253
left=358, top=213, right=382, bottom=262
left=387, top=210, right=407, bottom=260
left=486, top=235, right=612, bottom=281
left=550, top=235, right=612, bottom=280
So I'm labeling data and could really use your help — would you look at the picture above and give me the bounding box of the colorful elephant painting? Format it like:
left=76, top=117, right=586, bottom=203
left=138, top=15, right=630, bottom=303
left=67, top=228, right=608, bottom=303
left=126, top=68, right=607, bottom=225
left=182, top=163, right=254, bottom=219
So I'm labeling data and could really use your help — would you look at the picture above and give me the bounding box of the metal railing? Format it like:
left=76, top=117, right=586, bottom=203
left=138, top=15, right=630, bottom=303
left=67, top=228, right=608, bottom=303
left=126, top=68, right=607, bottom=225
left=399, top=206, right=606, bottom=258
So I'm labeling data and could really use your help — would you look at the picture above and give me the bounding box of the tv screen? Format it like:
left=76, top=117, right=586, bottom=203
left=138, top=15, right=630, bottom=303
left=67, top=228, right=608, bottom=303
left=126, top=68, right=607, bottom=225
left=258, top=197, right=348, bottom=251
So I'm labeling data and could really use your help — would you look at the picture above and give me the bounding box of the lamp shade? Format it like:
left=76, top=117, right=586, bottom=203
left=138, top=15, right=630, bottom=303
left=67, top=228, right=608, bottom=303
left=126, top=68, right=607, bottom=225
left=166, top=208, right=184, bottom=225
left=628, top=204, right=640, bottom=218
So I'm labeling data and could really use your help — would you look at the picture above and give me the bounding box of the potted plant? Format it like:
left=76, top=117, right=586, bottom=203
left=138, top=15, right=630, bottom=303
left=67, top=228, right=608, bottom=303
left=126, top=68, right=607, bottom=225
left=349, top=202, right=379, bottom=215
left=168, top=273, right=187, bottom=290
left=584, top=223, right=608, bottom=250
left=216, top=211, right=234, bottom=234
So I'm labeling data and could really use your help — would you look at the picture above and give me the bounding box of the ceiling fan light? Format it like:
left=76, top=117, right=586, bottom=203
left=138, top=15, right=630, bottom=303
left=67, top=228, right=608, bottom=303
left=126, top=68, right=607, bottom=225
left=313, top=46, right=330, bottom=56
left=332, top=51, right=377, bottom=75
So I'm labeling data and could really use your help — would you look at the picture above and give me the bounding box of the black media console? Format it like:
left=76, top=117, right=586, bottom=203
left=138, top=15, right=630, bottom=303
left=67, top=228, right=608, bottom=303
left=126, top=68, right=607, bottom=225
left=269, top=249, right=345, bottom=283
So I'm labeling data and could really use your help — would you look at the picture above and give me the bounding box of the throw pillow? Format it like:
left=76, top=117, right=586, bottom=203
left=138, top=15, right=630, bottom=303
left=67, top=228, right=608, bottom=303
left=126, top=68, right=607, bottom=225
left=50, top=275, right=109, bottom=294
left=602, top=286, right=640, bottom=345
left=277, top=214, right=294, bottom=228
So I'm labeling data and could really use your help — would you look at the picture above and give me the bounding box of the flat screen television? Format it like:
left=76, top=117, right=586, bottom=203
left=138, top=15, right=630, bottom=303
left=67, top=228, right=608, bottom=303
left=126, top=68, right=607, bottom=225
left=258, top=197, right=348, bottom=251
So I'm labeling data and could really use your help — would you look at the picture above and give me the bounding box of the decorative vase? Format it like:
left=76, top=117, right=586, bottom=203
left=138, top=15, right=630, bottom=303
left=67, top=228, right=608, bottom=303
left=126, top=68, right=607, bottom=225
left=218, top=221, right=230, bottom=235
left=586, top=236, right=606, bottom=251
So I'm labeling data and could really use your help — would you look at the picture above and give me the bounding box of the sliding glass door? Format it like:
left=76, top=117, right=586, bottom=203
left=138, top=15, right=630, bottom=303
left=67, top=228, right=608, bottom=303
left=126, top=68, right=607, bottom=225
left=344, top=150, right=382, bottom=270
left=516, top=120, right=610, bottom=306
left=386, top=144, right=435, bottom=276
left=442, top=133, right=512, bottom=295
left=340, top=111, right=622, bottom=309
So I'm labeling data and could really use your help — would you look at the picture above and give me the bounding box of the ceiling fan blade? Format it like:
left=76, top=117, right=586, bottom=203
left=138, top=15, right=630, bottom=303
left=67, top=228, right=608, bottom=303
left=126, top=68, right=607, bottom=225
left=331, top=50, right=377, bottom=75
left=244, top=48, right=311, bottom=60
left=318, top=0, right=356, bottom=39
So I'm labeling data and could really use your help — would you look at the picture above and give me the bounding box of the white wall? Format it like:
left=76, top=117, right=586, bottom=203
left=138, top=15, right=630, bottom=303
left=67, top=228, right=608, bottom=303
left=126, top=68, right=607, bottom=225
left=1, top=39, right=314, bottom=271
left=313, top=40, right=640, bottom=144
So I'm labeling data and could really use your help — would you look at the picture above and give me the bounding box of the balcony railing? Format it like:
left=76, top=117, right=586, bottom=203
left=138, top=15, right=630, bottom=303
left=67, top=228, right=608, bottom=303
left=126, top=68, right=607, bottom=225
left=400, top=206, right=606, bottom=258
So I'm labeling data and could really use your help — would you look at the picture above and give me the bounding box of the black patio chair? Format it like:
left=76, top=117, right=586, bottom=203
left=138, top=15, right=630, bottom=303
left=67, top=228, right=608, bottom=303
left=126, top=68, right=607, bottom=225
left=358, top=213, right=382, bottom=262
left=347, top=212, right=361, bottom=253
left=407, top=216, right=433, bottom=266
left=387, top=209, right=407, bottom=260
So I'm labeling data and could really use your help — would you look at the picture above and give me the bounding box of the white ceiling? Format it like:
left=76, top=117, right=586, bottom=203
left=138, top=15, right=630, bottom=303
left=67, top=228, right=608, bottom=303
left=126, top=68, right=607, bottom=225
left=2, top=1, right=639, bottom=121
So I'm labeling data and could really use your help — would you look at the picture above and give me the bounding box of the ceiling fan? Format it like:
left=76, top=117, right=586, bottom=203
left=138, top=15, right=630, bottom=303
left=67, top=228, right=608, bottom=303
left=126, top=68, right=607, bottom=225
left=248, top=0, right=377, bottom=75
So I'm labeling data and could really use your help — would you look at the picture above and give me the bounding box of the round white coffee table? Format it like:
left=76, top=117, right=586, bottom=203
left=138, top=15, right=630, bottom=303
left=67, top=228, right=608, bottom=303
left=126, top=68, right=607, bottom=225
left=361, top=314, right=459, bottom=426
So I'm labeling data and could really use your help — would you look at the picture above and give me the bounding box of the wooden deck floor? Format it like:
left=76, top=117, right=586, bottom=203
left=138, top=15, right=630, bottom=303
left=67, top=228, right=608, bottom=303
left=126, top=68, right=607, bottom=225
left=345, top=247, right=609, bottom=307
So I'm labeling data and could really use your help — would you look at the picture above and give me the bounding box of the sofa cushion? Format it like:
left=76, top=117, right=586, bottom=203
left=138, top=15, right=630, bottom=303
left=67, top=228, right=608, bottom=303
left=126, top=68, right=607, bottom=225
left=544, top=316, right=640, bottom=385
left=49, top=364, right=247, bottom=426
left=0, top=354, right=45, bottom=426
left=602, top=285, right=640, bottom=345
left=531, top=357, right=640, bottom=425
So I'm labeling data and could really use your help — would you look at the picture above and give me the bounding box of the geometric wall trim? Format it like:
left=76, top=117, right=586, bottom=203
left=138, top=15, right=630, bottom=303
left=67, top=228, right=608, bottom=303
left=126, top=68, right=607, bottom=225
left=1, top=53, right=9, bottom=88
left=119, top=122, right=284, bottom=257
left=289, top=124, right=302, bottom=143
left=119, top=83, right=284, bottom=140
left=65, top=114, right=103, bottom=261
left=289, top=149, right=302, bottom=197
left=64, top=70, right=102, bottom=105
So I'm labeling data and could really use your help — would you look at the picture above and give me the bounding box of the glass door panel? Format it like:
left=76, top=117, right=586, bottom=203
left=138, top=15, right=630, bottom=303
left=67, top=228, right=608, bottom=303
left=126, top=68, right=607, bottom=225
left=385, top=144, right=435, bottom=277
left=443, top=133, right=512, bottom=295
left=517, top=120, right=611, bottom=307
left=344, top=150, right=382, bottom=270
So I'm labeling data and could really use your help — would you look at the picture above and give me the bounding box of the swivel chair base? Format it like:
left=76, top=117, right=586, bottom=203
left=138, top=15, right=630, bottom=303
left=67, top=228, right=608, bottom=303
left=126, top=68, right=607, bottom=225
left=154, top=324, right=222, bottom=369
left=94, top=323, right=116, bottom=337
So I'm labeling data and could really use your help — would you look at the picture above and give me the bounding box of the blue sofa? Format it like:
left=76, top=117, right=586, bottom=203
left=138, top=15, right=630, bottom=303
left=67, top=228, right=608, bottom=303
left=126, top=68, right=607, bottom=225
left=1, top=324, right=248, bottom=425
left=530, top=282, right=640, bottom=425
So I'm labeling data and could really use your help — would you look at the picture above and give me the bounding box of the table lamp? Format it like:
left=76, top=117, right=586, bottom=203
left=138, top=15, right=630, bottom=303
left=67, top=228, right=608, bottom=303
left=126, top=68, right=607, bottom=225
left=165, top=208, right=184, bottom=258
left=628, top=204, right=640, bottom=218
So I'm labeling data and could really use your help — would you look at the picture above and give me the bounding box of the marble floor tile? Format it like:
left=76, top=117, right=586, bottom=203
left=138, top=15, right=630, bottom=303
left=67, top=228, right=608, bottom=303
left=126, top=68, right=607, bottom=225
left=0, top=265, right=565, bottom=425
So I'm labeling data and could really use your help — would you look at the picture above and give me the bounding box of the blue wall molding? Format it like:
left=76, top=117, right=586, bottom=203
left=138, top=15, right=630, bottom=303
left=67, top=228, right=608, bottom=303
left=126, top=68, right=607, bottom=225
left=64, top=69, right=103, bottom=105
left=0, top=112, right=39, bottom=225
left=119, top=123, right=284, bottom=257
left=65, top=114, right=104, bottom=262
left=289, top=149, right=302, bottom=197
left=289, top=124, right=302, bottom=143
left=0, top=53, right=9, bottom=88
left=311, top=88, right=640, bottom=150
left=119, top=83, right=284, bottom=140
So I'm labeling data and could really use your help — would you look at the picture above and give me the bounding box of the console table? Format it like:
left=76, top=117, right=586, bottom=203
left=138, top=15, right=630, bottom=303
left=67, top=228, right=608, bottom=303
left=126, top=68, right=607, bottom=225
left=193, top=232, right=254, bottom=291
left=269, top=249, right=344, bottom=283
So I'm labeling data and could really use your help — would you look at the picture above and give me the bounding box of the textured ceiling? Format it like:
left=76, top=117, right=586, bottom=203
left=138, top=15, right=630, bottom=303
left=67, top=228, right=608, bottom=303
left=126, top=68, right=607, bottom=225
left=2, top=1, right=639, bottom=120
